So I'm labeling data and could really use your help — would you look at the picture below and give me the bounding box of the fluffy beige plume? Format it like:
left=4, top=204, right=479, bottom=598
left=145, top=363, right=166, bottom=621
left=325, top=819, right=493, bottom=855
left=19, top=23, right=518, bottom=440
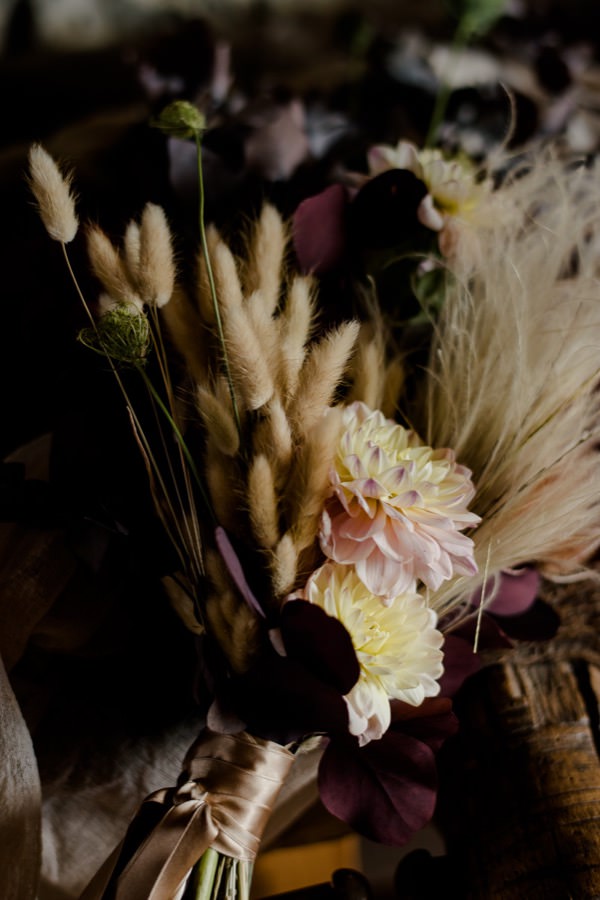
left=243, top=203, right=287, bottom=315
left=289, top=406, right=343, bottom=553
left=222, top=301, right=275, bottom=410
left=248, top=454, right=280, bottom=550
left=417, top=152, right=600, bottom=615
left=137, top=203, right=175, bottom=307
left=86, top=225, right=141, bottom=308
left=210, top=239, right=244, bottom=314
left=162, top=575, right=204, bottom=636
left=195, top=225, right=221, bottom=323
left=161, top=286, right=210, bottom=385
left=277, top=275, right=314, bottom=399
left=205, top=447, right=241, bottom=534
left=205, top=237, right=275, bottom=410
left=28, top=143, right=78, bottom=243
left=196, top=384, right=240, bottom=457
left=205, top=551, right=259, bottom=673
left=271, top=532, right=299, bottom=597
left=290, top=321, right=360, bottom=434
left=123, top=219, right=141, bottom=283
left=246, top=290, right=280, bottom=375
left=381, top=359, right=405, bottom=420
left=252, top=397, right=293, bottom=474
left=347, top=325, right=387, bottom=410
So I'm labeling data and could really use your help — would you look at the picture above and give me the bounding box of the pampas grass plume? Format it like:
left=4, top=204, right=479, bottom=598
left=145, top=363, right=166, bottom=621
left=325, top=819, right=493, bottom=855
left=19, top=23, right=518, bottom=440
left=419, top=151, right=600, bottom=614
left=28, top=144, right=78, bottom=243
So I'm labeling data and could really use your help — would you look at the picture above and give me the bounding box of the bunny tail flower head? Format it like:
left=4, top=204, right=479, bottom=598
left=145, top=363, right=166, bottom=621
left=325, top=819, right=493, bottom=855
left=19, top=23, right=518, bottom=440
left=304, top=563, right=444, bottom=746
left=28, top=144, right=78, bottom=243
left=320, top=402, right=480, bottom=601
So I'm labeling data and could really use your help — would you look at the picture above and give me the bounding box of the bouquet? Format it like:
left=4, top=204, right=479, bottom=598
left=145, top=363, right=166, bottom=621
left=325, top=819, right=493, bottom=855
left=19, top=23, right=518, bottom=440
left=19, top=35, right=600, bottom=897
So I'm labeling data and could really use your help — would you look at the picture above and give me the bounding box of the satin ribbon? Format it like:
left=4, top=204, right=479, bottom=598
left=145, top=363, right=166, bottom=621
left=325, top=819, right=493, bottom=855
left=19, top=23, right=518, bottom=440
left=80, top=729, right=294, bottom=900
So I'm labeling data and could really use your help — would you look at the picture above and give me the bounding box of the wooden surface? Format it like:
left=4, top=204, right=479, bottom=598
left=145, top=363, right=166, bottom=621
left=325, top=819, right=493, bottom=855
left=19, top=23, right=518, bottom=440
left=437, top=656, right=600, bottom=898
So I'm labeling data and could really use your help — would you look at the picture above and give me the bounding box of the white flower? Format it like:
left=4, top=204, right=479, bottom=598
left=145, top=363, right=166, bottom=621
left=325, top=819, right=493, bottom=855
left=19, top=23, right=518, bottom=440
left=305, top=563, right=444, bottom=746
left=320, top=402, right=480, bottom=601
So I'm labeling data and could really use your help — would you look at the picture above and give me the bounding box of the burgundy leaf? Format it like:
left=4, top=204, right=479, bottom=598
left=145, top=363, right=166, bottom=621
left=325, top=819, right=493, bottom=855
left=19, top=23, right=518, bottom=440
left=494, top=598, right=560, bottom=642
left=319, top=731, right=437, bottom=846
left=438, top=635, right=482, bottom=697
left=293, top=184, right=347, bottom=274
left=281, top=599, right=360, bottom=695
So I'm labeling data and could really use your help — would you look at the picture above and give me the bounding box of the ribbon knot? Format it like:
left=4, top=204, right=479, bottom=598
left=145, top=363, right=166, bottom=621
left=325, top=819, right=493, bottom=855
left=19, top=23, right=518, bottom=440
left=80, top=729, right=294, bottom=900
left=174, top=781, right=208, bottom=805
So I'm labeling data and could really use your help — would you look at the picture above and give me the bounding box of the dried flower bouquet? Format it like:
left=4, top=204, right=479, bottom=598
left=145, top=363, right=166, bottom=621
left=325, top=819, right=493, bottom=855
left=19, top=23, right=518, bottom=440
left=25, top=85, right=600, bottom=899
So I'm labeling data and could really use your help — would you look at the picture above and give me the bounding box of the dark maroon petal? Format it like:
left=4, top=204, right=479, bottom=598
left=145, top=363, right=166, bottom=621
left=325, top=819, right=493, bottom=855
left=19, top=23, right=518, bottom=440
left=348, top=169, right=429, bottom=250
left=471, top=568, right=540, bottom=617
left=280, top=600, right=360, bottom=695
left=219, top=654, right=349, bottom=745
left=438, top=635, right=482, bottom=697
left=493, top=598, right=560, bottom=642
left=318, top=731, right=437, bottom=846
left=293, top=184, right=348, bottom=274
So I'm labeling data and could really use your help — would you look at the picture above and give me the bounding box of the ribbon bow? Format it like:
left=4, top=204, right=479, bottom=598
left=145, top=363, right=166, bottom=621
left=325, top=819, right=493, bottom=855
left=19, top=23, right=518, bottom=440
left=80, top=729, right=294, bottom=900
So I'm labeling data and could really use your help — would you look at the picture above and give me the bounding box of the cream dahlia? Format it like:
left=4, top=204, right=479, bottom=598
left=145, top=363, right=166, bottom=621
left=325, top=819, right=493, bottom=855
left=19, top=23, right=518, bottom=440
left=320, top=402, right=479, bottom=601
left=304, top=562, right=444, bottom=745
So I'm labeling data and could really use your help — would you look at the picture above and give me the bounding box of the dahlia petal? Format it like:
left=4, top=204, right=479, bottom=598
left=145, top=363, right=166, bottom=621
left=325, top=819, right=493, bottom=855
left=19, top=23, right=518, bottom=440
left=356, top=551, right=415, bottom=599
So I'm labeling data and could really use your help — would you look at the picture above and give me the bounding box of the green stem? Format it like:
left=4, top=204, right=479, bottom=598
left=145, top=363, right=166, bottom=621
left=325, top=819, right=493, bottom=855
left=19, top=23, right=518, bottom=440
left=139, top=368, right=216, bottom=524
left=193, top=848, right=220, bottom=900
left=194, top=131, right=242, bottom=441
left=61, top=243, right=194, bottom=575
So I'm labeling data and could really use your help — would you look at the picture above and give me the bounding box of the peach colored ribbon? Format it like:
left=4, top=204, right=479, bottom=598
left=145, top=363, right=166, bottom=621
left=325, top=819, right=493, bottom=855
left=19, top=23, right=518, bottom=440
left=80, top=730, right=294, bottom=900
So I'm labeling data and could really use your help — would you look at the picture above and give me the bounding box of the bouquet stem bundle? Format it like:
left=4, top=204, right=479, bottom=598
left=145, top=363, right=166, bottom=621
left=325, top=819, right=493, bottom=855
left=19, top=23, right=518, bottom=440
left=79, top=730, right=294, bottom=900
